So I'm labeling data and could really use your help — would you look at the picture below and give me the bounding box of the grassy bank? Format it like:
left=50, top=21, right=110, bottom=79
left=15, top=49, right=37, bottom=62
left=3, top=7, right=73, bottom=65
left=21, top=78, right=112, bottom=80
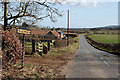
left=43, top=36, right=80, bottom=57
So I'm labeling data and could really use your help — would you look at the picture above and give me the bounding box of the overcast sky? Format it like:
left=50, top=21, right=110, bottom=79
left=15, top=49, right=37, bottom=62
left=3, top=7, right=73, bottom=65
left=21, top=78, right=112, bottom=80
left=39, top=1, right=118, bottom=28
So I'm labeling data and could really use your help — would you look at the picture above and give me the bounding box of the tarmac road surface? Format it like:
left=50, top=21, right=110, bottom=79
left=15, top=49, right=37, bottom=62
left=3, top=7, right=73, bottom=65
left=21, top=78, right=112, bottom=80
left=64, top=35, right=119, bottom=78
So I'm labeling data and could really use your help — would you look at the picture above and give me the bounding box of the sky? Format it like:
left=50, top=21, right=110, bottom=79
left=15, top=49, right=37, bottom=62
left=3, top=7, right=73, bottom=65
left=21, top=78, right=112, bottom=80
left=0, top=0, right=119, bottom=28
left=39, top=1, right=118, bottom=28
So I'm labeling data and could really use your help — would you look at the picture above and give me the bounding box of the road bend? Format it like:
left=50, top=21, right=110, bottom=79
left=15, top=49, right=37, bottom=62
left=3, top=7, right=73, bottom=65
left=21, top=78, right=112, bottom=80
left=65, top=35, right=118, bottom=78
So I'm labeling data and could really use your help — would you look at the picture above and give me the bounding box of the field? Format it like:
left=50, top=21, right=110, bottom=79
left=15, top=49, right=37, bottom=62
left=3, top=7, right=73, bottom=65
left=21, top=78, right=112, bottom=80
left=25, top=42, right=32, bottom=54
left=88, top=34, right=119, bottom=44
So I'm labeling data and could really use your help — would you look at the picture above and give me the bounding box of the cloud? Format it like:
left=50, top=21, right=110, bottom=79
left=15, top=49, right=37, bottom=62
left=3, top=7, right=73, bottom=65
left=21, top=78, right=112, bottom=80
left=1, top=0, right=119, bottom=7
left=62, top=0, right=119, bottom=7
left=1, top=0, right=119, bottom=3
left=64, top=0, right=119, bottom=2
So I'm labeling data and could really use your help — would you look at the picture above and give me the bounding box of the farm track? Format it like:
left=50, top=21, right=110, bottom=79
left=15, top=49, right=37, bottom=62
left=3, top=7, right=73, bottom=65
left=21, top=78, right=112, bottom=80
left=62, top=35, right=119, bottom=78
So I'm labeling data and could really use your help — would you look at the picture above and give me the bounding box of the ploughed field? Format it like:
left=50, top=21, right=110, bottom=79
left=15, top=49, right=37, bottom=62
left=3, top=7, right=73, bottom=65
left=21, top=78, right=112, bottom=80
left=88, top=34, right=119, bottom=44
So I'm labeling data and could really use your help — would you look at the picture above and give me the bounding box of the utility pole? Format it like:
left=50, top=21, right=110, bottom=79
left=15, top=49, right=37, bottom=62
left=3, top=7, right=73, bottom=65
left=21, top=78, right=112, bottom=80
left=67, top=10, right=69, bottom=46
left=4, top=1, right=8, bottom=30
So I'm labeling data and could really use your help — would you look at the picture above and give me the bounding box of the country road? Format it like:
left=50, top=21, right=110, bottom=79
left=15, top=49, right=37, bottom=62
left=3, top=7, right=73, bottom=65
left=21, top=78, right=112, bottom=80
left=62, top=35, right=119, bottom=78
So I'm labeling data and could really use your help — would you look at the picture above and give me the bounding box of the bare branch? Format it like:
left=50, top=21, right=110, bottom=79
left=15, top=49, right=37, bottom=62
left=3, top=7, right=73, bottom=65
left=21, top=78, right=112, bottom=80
left=23, top=2, right=29, bottom=16
left=2, top=1, right=63, bottom=27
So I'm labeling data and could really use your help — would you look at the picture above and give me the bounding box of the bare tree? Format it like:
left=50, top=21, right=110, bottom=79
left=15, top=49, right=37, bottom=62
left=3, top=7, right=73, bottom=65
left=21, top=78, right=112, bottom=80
left=1, top=0, right=64, bottom=30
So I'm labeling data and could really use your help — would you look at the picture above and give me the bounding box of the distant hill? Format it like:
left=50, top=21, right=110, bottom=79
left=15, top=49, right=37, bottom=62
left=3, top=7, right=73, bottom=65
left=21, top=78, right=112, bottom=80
left=96, top=25, right=120, bottom=30
left=96, top=25, right=119, bottom=28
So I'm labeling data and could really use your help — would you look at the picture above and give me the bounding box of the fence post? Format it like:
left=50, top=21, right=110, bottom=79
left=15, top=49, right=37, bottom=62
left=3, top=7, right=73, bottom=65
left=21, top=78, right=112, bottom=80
left=32, top=39, right=35, bottom=54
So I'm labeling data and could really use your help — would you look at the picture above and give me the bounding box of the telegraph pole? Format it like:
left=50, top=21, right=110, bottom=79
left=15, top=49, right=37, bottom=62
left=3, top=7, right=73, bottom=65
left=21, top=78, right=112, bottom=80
left=67, top=10, right=69, bottom=46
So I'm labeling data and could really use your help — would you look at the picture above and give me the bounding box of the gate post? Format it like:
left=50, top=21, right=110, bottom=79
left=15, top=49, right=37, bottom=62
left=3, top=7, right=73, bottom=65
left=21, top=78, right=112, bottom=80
left=47, top=40, right=50, bottom=51
left=32, top=39, right=35, bottom=54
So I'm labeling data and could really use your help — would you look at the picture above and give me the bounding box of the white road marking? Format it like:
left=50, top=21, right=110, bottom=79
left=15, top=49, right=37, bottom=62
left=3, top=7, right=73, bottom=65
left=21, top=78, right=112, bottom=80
left=100, top=57, right=103, bottom=60
left=100, top=57, right=110, bottom=67
left=103, top=61, right=110, bottom=67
